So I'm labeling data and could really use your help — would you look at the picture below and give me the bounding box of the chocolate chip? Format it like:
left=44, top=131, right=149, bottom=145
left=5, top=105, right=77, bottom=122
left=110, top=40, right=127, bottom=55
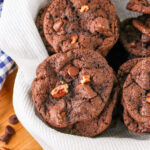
left=68, top=66, right=79, bottom=78
left=0, top=135, right=9, bottom=144
left=5, top=126, right=15, bottom=136
left=8, top=115, right=18, bottom=125
left=91, top=17, right=111, bottom=36
left=53, top=20, right=63, bottom=32
left=141, top=34, right=150, bottom=43
left=0, top=126, right=15, bottom=144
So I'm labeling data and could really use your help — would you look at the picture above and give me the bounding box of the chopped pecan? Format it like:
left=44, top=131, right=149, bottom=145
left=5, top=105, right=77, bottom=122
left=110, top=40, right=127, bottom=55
left=51, top=84, right=69, bottom=98
left=146, top=93, right=150, bottom=103
left=53, top=20, right=63, bottom=32
left=80, top=5, right=89, bottom=13
left=71, top=35, right=78, bottom=44
left=81, top=75, right=90, bottom=84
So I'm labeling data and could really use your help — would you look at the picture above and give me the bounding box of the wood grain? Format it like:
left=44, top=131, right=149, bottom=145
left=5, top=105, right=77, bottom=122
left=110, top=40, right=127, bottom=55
left=0, top=70, right=42, bottom=150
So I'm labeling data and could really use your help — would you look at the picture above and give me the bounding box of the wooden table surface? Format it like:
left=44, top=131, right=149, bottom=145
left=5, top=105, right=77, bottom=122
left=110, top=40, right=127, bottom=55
left=0, top=70, right=42, bottom=150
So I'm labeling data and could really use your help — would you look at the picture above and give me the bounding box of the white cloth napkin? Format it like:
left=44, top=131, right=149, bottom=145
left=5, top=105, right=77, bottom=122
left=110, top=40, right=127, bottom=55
left=0, top=0, right=150, bottom=150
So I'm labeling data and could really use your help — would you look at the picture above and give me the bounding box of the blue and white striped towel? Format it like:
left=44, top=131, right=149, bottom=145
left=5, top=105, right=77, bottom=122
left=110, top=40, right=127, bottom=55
left=0, top=1, right=4, bottom=17
left=0, top=0, right=16, bottom=90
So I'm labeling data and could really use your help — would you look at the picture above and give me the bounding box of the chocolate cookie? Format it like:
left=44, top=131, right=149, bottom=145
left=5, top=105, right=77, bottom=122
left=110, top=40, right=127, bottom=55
left=127, top=0, right=150, bottom=14
left=122, top=58, right=150, bottom=133
left=36, top=4, right=54, bottom=54
left=32, top=49, right=118, bottom=137
left=120, top=15, right=150, bottom=57
left=43, top=0, right=119, bottom=56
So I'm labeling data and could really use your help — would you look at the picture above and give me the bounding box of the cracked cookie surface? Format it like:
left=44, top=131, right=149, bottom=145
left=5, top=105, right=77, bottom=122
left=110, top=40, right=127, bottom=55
left=122, top=58, right=150, bottom=133
left=32, top=49, right=118, bottom=136
left=118, top=58, right=143, bottom=88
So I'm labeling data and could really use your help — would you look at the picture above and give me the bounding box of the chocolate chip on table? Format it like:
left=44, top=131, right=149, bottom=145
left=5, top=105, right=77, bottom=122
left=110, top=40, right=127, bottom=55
left=5, top=126, right=15, bottom=136
left=0, top=126, right=15, bottom=144
left=0, top=135, right=9, bottom=144
left=8, top=115, right=19, bottom=125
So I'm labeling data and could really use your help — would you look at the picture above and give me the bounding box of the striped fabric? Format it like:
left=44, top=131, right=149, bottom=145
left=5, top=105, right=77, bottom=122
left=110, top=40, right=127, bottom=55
left=0, top=0, right=16, bottom=90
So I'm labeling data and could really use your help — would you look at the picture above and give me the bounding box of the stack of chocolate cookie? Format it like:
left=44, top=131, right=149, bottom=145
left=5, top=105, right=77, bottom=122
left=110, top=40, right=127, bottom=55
left=118, top=58, right=150, bottom=133
left=32, top=0, right=120, bottom=137
left=120, top=0, right=150, bottom=57
left=118, top=0, right=150, bottom=133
